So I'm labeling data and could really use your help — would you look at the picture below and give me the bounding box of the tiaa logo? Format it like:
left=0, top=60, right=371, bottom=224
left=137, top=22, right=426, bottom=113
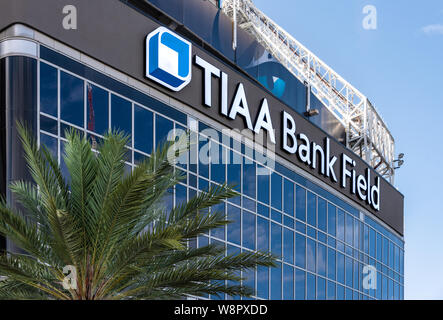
left=146, top=27, right=192, bottom=91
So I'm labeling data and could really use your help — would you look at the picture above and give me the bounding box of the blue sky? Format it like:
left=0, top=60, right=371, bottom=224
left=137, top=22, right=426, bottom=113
left=253, top=0, right=443, bottom=299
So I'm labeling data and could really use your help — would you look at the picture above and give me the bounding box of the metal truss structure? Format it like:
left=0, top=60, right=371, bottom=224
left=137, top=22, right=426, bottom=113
left=222, top=0, right=396, bottom=183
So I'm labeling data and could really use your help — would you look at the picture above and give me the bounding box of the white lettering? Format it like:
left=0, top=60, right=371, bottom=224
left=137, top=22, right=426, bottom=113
left=229, top=83, right=253, bottom=130
left=195, top=56, right=220, bottom=107
left=254, top=98, right=275, bottom=144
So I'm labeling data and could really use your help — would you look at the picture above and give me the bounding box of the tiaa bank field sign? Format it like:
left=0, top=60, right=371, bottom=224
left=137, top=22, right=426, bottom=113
left=145, top=27, right=381, bottom=212
left=145, top=26, right=192, bottom=91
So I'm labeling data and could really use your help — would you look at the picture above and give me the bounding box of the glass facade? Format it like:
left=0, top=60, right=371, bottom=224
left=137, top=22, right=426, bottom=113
left=37, top=46, right=404, bottom=300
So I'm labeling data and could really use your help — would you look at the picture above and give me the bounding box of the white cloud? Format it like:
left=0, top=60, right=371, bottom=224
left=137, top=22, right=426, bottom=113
left=421, top=24, right=443, bottom=35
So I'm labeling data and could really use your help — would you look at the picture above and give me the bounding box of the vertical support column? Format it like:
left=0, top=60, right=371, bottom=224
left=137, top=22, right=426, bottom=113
left=363, top=99, right=369, bottom=163
left=232, top=0, right=238, bottom=51
left=0, top=58, right=6, bottom=251
left=1, top=55, right=37, bottom=253
left=345, top=87, right=350, bottom=150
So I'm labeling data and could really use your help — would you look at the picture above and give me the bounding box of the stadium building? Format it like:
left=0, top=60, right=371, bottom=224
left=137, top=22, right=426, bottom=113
left=0, top=0, right=404, bottom=299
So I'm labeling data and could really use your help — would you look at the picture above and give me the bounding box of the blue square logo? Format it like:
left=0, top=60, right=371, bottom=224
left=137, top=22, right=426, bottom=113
left=146, top=27, right=192, bottom=91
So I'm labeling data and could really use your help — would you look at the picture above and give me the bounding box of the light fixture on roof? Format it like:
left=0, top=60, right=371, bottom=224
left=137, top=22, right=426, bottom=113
left=304, top=109, right=320, bottom=117
left=393, top=153, right=405, bottom=170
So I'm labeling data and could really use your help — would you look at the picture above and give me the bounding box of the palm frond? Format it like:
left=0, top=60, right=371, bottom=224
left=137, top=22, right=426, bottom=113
left=0, top=123, right=277, bottom=300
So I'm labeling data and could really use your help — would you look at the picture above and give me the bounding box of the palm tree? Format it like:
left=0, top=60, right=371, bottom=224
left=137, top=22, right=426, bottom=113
left=0, top=123, right=275, bottom=300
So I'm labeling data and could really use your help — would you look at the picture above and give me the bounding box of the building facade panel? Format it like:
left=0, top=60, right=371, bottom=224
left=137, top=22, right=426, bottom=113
left=0, top=0, right=404, bottom=300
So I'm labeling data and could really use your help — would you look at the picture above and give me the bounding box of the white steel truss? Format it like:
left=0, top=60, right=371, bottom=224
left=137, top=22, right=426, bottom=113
left=222, top=0, right=396, bottom=183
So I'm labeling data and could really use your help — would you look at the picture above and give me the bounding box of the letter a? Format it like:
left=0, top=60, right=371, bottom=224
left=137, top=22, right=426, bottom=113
left=63, top=5, right=78, bottom=30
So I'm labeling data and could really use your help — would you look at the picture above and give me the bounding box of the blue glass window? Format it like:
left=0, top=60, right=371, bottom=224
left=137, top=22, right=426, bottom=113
left=296, top=186, right=306, bottom=221
left=345, top=214, right=354, bottom=246
left=257, top=203, right=269, bottom=218
left=376, top=233, right=382, bottom=262
left=296, top=233, right=306, bottom=268
left=271, top=209, right=281, bottom=224
left=211, top=144, right=226, bottom=184
left=307, top=238, right=316, bottom=273
left=243, top=197, right=255, bottom=212
left=327, top=281, right=336, bottom=300
left=318, top=231, right=327, bottom=244
left=271, top=173, right=282, bottom=210
left=242, top=211, right=255, bottom=250
left=307, top=226, right=316, bottom=239
left=364, top=224, right=369, bottom=254
left=317, top=277, right=326, bottom=300
left=337, top=285, right=345, bottom=300
left=134, top=105, right=153, bottom=154
left=307, top=192, right=316, bottom=227
left=271, top=264, right=282, bottom=300
left=296, top=221, right=306, bottom=234
left=284, top=179, right=294, bottom=215
left=243, top=160, right=256, bottom=199
left=227, top=159, right=241, bottom=198
left=400, top=250, right=404, bottom=275
left=197, top=137, right=210, bottom=179
left=40, top=115, right=57, bottom=135
left=86, top=83, right=108, bottom=135
left=382, top=275, right=388, bottom=300
left=283, top=265, right=294, bottom=300
left=175, top=183, right=187, bottom=207
left=354, top=218, right=359, bottom=248
left=337, top=252, right=345, bottom=284
left=389, top=279, right=394, bottom=300
left=388, top=241, right=394, bottom=270
left=307, top=273, right=316, bottom=300
left=40, top=62, right=58, bottom=116
left=189, top=130, right=198, bottom=174
left=257, top=217, right=269, bottom=252
left=394, top=245, right=400, bottom=273
left=257, top=266, right=269, bottom=299
left=337, top=209, right=345, bottom=241
left=353, top=261, right=359, bottom=290
left=318, top=197, right=327, bottom=232
left=271, top=222, right=282, bottom=257
left=61, top=71, right=84, bottom=127
left=227, top=205, right=241, bottom=245
left=284, top=215, right=294, bottom=229
left=327, top=248, right=336, bottom=280
left=199, top=178, right=209, bottom=192
left=111, top=94, right=131, bottom=138
left=327, top=203, right=336, bottom=236
left=369, top=228, right=376, bottom=258
left=283, top=228, right=294, bottom=264
left=40, top=133, right=57, bottom=159
left=345, top=257, right=353, bottom=288
left=156, top=115, right=173, bottom=149
left=60, top=141, right=69, bottom=181
left=346, top=288, right=353, bottom=300
left=211, top=202, right=225, bottom=240
left=163, top=188, right=173, bottom=215
left=244, top=268, right=255, bottom=298
left=317, top=243, right=326, bottom=277
left=295, top=269, right=305, bottom=300
left=383, top=237, right=389, bottom=265
left=257, top=167, right=270, bottom=204
left=199, top=235, right=209, bottom=247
